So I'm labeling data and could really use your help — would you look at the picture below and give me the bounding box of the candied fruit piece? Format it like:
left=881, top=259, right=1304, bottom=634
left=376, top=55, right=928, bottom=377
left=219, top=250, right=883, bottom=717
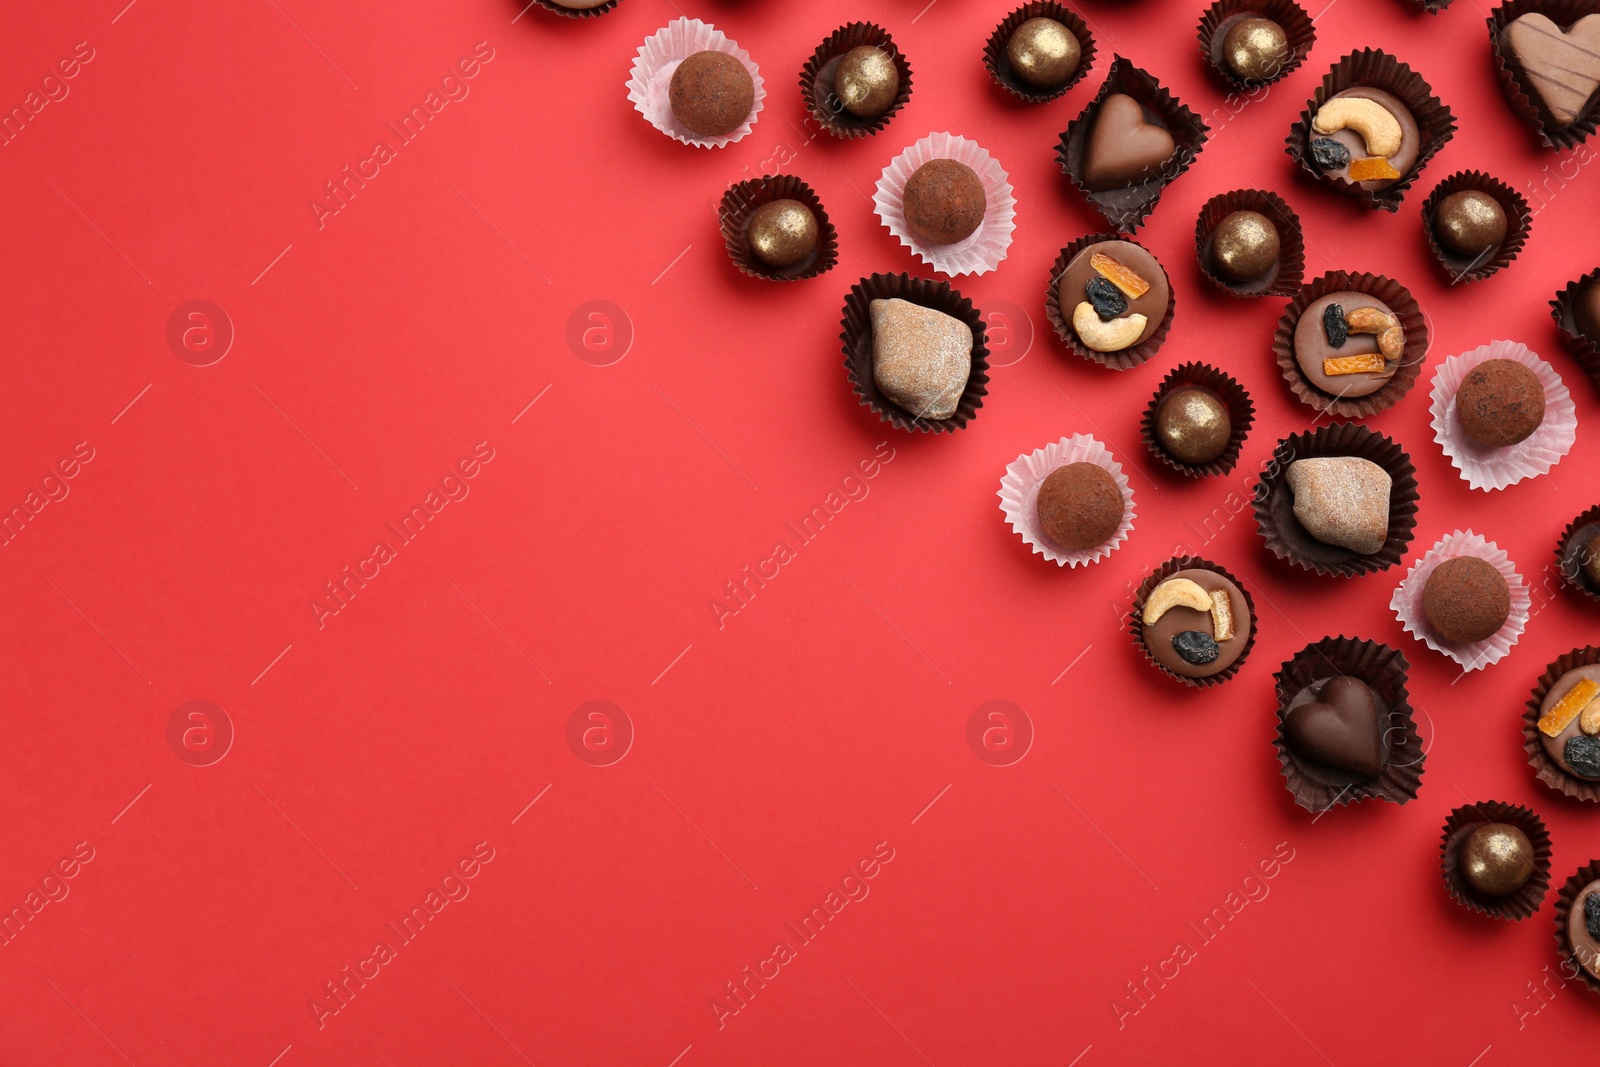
left=1209, top=590, right=1235, bottom=642
left=1322, top=353, right=1389, bottom=376
left=1322, top=303, right=1348, bottom=347
left=1085, top=277, right=1128, bottom=322
left=1090, top=252, right=1151, bottom=299
left=1309, top=137, right=1350, bottom=170
left=1171, top=630, right=1219, bottom=666
left=1349, top=156, right=1402, bottom=182
left=1538, top=677, right=1599, bottom=737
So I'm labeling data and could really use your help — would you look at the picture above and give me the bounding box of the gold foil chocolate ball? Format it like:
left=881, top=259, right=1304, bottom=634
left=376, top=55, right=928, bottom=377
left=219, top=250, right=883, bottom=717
left=1210, top=209, right=1280, bottom=283
left=1221, top=17, right=1290, bottom=83
left=1005, top=17, right=1081, bottom=90
left=1435, top=190, right=1508, bottom=257
left=1155, top=388, right=1232, bottom=465
left=1584, top=534, right=1600, bottom=586
left=747, top=199, right=818, bottom=269
left=834, top=46, right=899, bottom=119
left=1460, top=823, right=1536, bottom=897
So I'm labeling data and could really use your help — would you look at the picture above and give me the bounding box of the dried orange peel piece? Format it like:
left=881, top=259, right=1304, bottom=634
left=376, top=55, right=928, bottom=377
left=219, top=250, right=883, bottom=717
left=1090, top=252, right=1151, bottom=300
left=1209, top=590, right=1235, bottom=642
left=1322, top=353, right=1389, bottom=376
left=1538, top=677, right=1600, bottom=737
left=1349, top=156, right=1401, bottom=182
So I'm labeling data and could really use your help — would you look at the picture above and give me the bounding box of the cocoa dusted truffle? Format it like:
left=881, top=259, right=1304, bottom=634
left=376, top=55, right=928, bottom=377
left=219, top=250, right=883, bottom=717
left=1006, top=17, right=1080, bottom=90
left=1036, top=462, right=1123, bottom=551
left=1155, top=388, right=1231, bottom=464
left=1435, top=191, right=1507, bottom=258
left=1455, top=359, right=1545, bottom=447
left=669, top=51, right=755, bottom=137
left=902, top=159, right=986, bottom=245
left=1422, top=556, right=1510, bottom=643
left=1459, top=824, right=1536, bottom=897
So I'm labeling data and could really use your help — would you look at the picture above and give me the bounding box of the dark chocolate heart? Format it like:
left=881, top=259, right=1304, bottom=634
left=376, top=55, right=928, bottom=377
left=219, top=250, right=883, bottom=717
left=1505, top=13, right=1600, bottom=128
left=1082, top=93, right=1176, bottom=192
left=1282, top=675, right=1383, bottom=778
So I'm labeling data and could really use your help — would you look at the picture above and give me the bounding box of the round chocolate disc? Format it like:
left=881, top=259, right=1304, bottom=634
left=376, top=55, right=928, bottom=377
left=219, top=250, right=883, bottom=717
left=1540, top=665, right=1600, bottom=780
left=1155, top=388, right=1232, bottom=464
left=1220, top=17, right=1289, bottom=82
left=1435, top=190, right=1508, bottom=258
left=1459, top=823, right=1535, bottom=897
left=746, top=199, right=818, bottom=269
left=902, top=159, right=986, bottom=246
left=1006, top=17, right=1080, bottom=90
left=1454, top=358, right=1545, bottom=447
left=1568, top=883, right=1600, bottom=979
left=1035, top=462, right=1123, bottom=551
left=1422, top=556, right=1510, bottom=643
left=834, top=45, right=899, bottom=119
left=1056, top=240, right=1171, bottom=349
left=669, top=51, right=755, bottom=137
left=1209, top=209, right=1280, bottom=283
left=1309, top=88, right=1420, bottom=190
left=1140, top=568, right=1251, bottom=679
left=1292, top=291, right=1402, bottom=398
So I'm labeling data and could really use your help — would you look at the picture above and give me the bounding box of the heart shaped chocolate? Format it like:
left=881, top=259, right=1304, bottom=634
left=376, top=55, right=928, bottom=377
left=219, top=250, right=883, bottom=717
left=1282, top=675, right=1383, bottom=778
left=1505, top=13, right=1600, bottom=128
left=1082, top=93, right=1176, bottom=192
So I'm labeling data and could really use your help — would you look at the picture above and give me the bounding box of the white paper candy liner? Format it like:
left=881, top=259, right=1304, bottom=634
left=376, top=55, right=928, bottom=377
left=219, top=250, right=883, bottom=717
left=998, top=434, right=1135, bottom=567
left=1429, top=340, right=1576, bottom=492
left=873, top=132, right=1016, bottom=277
left=1389, top=529, right=1531, bottom=672
left=626, top=18, right=765, bottom=148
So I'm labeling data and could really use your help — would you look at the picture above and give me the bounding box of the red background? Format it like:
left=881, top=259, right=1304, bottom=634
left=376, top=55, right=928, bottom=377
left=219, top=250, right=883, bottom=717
left=2, top=0, right=1598, bottom=1063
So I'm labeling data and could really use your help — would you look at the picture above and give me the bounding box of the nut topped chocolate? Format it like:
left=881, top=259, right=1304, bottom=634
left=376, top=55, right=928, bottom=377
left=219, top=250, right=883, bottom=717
left=1306, top=88, right=1419, bottom=189
left=1293, top=291, right=1404, bottom=397
left=1537, top=666, right=1600, bottom=782
left=1140, top=569, right=1251, bottom=679
left=1571, top=880, right=1600, bottom=979
left=1056, top=240, right=1170, bottom=353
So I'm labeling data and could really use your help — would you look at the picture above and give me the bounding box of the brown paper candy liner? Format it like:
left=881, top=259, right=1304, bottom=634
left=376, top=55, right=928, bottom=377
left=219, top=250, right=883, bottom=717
left=1252, top=423, right=1419, bottom=578
left=1550, top=267, right=1600, bottom=389
left=1272, top=270, right=1428, bottom=417
left=1554, top=858, right=1600, bottom=994
left=1285, top=48, right=1456, bottom=212
left=840, top=273, right=990, bottom=434
left=800, top=23, right=913, bottom=140
left=1139, top=363, right=1256, bottom=477
left=1490, top=0, right=1600, bottom=150
left=1523, top=646, right=1600, bottom=802
left=1272, top=636, right=1424, bottom=811
left=718, top=175, right=839, bottom=282
left=1439, top=800, right=1552, bottom=920
left=1045, top=233, right=1175, bottom=371
left=1055, top=56, right=1210, bottom=232
left=984, top=2, right=1097, bottom=103
left=1409, top=0, right=1454, bottom=13
left=1196, top=0, right=1316, bottom=89
left=1128, top=555, right=1258, bottom=688
left=1556, top=504, right=1600, bottom=605
left=1194, top=188, right=1306, bottom=297
left=1420, top=171, right=1531, bottom=284
left=526, top=0, right=623, bottom=19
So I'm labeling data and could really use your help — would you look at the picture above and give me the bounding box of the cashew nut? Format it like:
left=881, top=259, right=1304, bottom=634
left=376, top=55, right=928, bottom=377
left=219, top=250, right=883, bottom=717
left=1582, top=694, right=1600, bottom=737
left=1142, top=577, right=1213, bottom=625
left=1344, top=306, right=1405, bottom=361
left=1311, top=98, right=1402, bottom=158
left=1072, top=302, right=1147, bottom=352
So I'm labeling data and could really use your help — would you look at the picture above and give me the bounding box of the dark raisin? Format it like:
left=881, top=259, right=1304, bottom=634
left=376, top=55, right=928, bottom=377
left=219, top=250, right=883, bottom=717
left=1171, top=630, right=1219, bottom=666
left=1322, top=302, right=1348, bottom=348
left=1586, top=894, right=1600, bottom=941
left=1565, top=735, right=1600, bottom=780
left=1085, top=277, right=1128, bottom=322
left=1309, top=137, right=1350, bottom=170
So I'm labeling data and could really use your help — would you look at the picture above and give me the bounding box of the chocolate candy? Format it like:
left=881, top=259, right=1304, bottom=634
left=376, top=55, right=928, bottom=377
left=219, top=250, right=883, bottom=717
left=1210, top=210, right=1279, bottom=283
left=1454, top=359, right=1544, bottom=447
left=1567, top=736, right=1600, bottom=780
left=1539, top=666, right=1600, bottom=781
left=1082, top=93, right=1176, bottom=192
left=1586, top=535, right=1600, bottom=586
left=1220, top=17, right=1289, bottom=83
left=1036, top=462, right=1123, bottom=551
left=1435, top=191, right=1507, bottom=257
left=869, top=298, right=973, bottom=421
left=1502, top=14, right=1600, bottom=128
left=1140, top=569, right=1250, bottom=679
left=1309, top=137, right=1351, bottom=170
left=1323, top=303, right=1348, bottom=347
left=1155, top=388, right=1231, bottom=465
left=1460, top=824, right=1536, bottom=897
left=1577, top=278, right=1600, bottom=344
left=1006, top=17, right=1079, bottom=90
left=834, top=46, right=899, bottom=119
left=746, top=200, right=818, bottom=269
left=902, top=159, right=986, bottom=245
left=1084, top=277, right=1127, bottom=321
left=1282, top=675, right=1384, bottom=778
left=1171, top=631, right=1219, bottom=665
left=669, top=51, right=755, bottom=137
left=1422, top=556, right=1510, bottom=643
left=1057, top=240, right=1170, bottom=349
left=1293, top=291, right=1399, bottom=397
left=1571, top=885, right=1600, bottom=979
left=1285, top=457, right=1391, bottom=555
left=1309, top=88, right=1419, bottom=189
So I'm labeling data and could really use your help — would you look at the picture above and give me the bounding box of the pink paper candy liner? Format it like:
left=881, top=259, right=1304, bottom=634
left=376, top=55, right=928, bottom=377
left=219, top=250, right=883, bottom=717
left=627, top=18, right=765, bottom=148
left=799, top=22, right=913, bottom=139
left=1128, top=555, right=1258, bottom=688
left=1555, top=504, right=1600, bottom=605
left=983, top=2, right=1098, bottom=103
left=1490, top=0, right=1600, bottom=150
left=874, top=132, right=1016, bottom=277
left=1550, top=267, right=1600, bottom=392
left=1420, top=171, right=1531, bottom=284
left=1196, top=0, right=1317, bottom=89
left=1554, top=858, right=1600, bottom=993
left=719, top=175, right=839, bottom=282
left=1439, top=800, right=1552, bottom=921
left=1194, top=187, right=1306, bottom=298
left=1429, top=341, right=1576, bottom=492
left=1522, top=646, right=1600, bottom=803
left=998, top=434, right=1136, bottom=567
left=1389, top=529, right=1530, bottom=672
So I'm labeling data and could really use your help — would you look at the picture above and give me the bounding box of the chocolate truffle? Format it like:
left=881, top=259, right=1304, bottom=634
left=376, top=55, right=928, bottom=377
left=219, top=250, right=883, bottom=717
left=1307, top=88, right=1420, bottom=189
left=1460, top=824, right=1536, bottom=897
left=1576, top=278, right=1600, bottom=344
left=1210, top=210, right=1280, bottom=283
left=1569, top=882, right=1600, bottom=979
left=1536, top=666, right=1600, bottom=781
left=1140, top=569, right=1251, bottom=679
left=1155, top=388, right=1231, bottom=465
left=746, top=200, right=818, bottom=269
left=1422, top=556, right=1510, bottom=643
left=1036, top=462, right=1123, bottom=551
left=1502, top=13, right=1600, bottom=128
left=1585, top=534, right=1600, bottom=587
left=870, top=298, right=972, bottom=420
left=1282, top=675, right=1384, bottom=778
left=1455, top=359, right=1545, bottom=447
left=1285, top=457, right=1391, bottom=554
left=1220, top=17, right=1290, bottom=83
left=834, top=45, right=899, bottom=119
left=669, top=51, right=755, bottom=137
left=902, top=159, right=986, bottom=246
left=1435, top=191, right=1507, bottom=258
left=1082, top=93, right=1176, bottom=192
left=1056, top=240, right=1171, bottom=352
left=1293, top=291, right=1403, bottom=398
left=1006, top=17, right=1080, bottom=90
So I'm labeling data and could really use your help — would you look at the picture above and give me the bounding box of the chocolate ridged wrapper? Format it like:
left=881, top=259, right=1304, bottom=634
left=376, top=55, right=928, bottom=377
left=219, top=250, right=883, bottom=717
left=1439, top=800, right=1552, bottom=921
left=1139, top=363, right=1255, bottom=477
left=800, top=23, right=913, bottom=140
left=1490, top=0, right=1600, bottom=150
left=1055, top=56, right=1210, bottom=232
left=1409, top=0, right=1454, bottom=12
left=1195, top=188, right=1305, bottom=297
left=1556, top=504, right=1600, bottom=605
left=526, top=0, right=623, bottom=19
left=1272, top=270, right=1428, bottom=417
left=840, top=272, right=989, bottom=434
left=1128, top=555, right=1257, bottom=688
left=1554, top=858, right=1600, bottom=994
left=1550, top=267, right=1600, bottom=389
left=719, top=175, right=838, bottom=282
left=984, top=2, right=1097, bottom=103
left=1252, top=423, right=1419, bottom=578
left=1197, top=0, right=1316, bottom=89
left=1045, top=233, right=1175, bottom=371
left=1420, top=171, right=1531, bottom=284
left=1523, top=646, right=1600, bottom=802
left=1285, top=48, right=1456, bottom=212
left=1272, top=636, right=1423, bottom=812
